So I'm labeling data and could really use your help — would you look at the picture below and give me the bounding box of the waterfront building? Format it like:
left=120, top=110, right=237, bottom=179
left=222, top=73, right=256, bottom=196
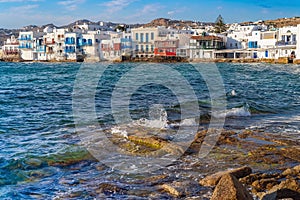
left=80, top=31, right=102, bottom=62
left=274, top=26, right=297, bottom=59
left=154, top=40, right=179, bottom=57
left=2, top=35, right=19, bottom=56
left=18, top=31, right=45, bottom=61
left=226, top=24, right=267, bottom=49
left=256, top=30, right=279, bottom=59
left=189, top=34, right=225, bottom=59
left=121, top=32, right=133, bottom=57
left=296, top=24, right=300, bottom=59
left=176, top=34, right=192, bottom=58
left=64, top=32, right=83, bottom=61
left=100, top=37, right=122, bottom=61
left=131, top=27, right=172, bottom=58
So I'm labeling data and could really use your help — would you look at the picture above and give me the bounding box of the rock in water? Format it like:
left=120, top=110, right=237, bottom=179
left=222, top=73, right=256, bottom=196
left=211, top=174, right=253, bottom=200
left=199, top=166, right=252, bottom=186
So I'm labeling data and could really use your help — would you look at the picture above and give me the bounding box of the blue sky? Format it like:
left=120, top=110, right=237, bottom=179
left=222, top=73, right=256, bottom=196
left=0, top=0, right=299, bottom=29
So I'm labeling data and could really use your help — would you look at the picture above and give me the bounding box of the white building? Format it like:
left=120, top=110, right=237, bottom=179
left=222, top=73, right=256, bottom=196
left=131, top=27, right=173, bottom=58
left=81, top=31, right=102, bottom=62
left=2, top=35, right=19, bottom=57
left=226, top=24, right=267, bottom=49
left=297, top=24, right=300, bottom=59
left=18, top=31, right=45, bottom=61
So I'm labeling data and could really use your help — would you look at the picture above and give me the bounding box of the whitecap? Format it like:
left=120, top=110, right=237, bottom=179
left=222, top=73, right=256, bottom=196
left=212, top=105, right=251, bottom=118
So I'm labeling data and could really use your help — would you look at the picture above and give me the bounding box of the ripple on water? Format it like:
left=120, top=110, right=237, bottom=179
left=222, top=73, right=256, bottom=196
left=0, top=62, right=299, bottom=199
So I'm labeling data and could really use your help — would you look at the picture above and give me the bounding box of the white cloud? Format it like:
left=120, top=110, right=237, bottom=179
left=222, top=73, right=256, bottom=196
left=58, top=0, right=85, bottom=11
left=123, top=3, right=164, bottom=23
left=10, top=4, right=39, bottom=12
left=167, top=7, right=187, bottom=16
left=140, top=3, right=162, bottom=14
left=167, top=11, right=175, bottom=15
left=101, top=0, right=137, bottom=13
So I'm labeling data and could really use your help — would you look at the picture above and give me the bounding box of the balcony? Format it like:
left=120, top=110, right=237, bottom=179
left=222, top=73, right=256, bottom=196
left=276, top=41, right=297, bottom=46
left=77, top=38, right=93, bottom=47
left=4, top=50, right=19, bottom=55
left=121, top=38, right=132, bottom=43
left=35, top=46, right=46, bottom=53
left=19, top=37, right=32, bottom=41
left=65, top=41, right=75, bottom=45
left=19, top=45, right=33, bottom=49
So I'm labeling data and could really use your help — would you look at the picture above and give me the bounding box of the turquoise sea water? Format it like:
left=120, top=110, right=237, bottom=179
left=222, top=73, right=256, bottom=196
left=0, top=62, right=299, bottom=199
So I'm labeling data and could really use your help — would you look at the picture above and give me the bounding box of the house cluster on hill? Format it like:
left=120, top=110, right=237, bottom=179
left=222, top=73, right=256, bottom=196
left=1, top=20, right=300, bottom=63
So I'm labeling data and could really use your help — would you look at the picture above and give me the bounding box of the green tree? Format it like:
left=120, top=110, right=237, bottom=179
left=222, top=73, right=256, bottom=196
left=215, top=15, right=226, bottom=33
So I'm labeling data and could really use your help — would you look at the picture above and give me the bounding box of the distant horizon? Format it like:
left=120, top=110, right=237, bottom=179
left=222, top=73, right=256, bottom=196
left=0, top=0, right=300, bottom=29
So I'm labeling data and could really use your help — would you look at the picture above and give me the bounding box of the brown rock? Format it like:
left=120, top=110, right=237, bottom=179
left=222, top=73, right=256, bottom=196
left=199, top=166, right=252, bottom=186
left=211, top=174, right=253, bottom=200
left=293, top=164, right=300, bottom=174
left=261, top=189, right=300, bottom=200
left=278, top=178, right=300, bottom=192
left=251, top=178, right=279, bottom=192
left=159, top=181, right=202, bottom=198
left=262, top=178, right=300, bottom=200
left=160, top=184, right=181, bottom=197
left=96, top=183, right=128, bottom=195
left=282, top=168, right=298, bottom=176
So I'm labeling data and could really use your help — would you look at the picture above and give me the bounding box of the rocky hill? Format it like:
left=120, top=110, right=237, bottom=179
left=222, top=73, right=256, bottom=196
left=143, top=18, right=214, bottom=29
left=241, top=17, right=300, bottom=28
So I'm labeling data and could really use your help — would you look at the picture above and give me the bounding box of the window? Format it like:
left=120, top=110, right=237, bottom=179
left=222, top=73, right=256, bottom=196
left=146, top=45, right=149, bottom=52
left=151, top=32, right=154, bottom=40
left=141, top=45, right=144, bottom=52
left=151, top=45, right=154, bottom=52
left=140, top=33, right=144, bottom=42
left=146, top=33, right=149, bottom=43
left=136, top=33, right=138, bottom=40
left=293, top=35, right=296, bottom=42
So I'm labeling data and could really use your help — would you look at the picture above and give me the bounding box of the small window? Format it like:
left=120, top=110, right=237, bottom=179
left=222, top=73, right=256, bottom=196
left=136, top=33, right=139, bottom=40
left=151, top=32, right=154, bottom=40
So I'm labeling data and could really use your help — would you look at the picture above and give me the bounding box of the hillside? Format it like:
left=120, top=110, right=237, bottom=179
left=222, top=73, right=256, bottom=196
left=143, top=18, right=214, bottom=29
left=241, top=17, right=300, bottom=27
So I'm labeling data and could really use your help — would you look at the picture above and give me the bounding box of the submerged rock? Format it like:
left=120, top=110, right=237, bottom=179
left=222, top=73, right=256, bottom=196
left=25, top=158, right=43, bottom=168
left=211, top=174, right=253, bottom=200
left=41, top=147, right=96, bottom=167
left=199, top=166, right=252, bottom=186
left=96, top=183, right=128, bottom=195
left=159, top=181, right=202, bottom=198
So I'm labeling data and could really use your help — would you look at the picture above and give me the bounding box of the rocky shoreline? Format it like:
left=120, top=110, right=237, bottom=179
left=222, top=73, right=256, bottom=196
left=43, top=128, right=300, bottom=199
left=6, top=127, right=299, bottom=199
left=1, top=55, right=300, bottom=64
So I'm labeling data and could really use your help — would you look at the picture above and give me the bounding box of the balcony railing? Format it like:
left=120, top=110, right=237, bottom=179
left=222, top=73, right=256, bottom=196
left=35, top=46, right=46, bottom=52
left=65, top=41, right=75, bottom=45
left=78, top=42, right=93, bottom=47
left=4, top=50, right=19, bottom=55
left=276, top=41, right=297, bottom=46
left=19, top=37, right=32, bottom=41
left=19, top=45, right=33, bottom=49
